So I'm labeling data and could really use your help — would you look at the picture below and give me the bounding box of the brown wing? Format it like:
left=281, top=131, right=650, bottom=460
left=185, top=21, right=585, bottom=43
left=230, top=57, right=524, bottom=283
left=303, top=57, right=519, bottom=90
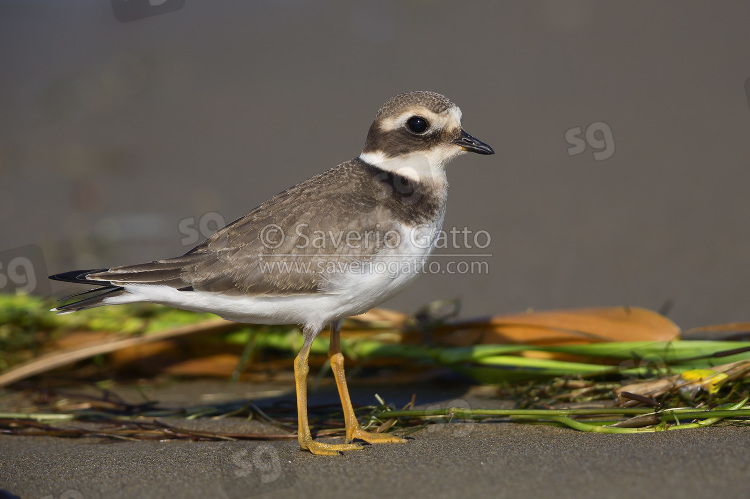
left=89, top=160, right=404, bottom=296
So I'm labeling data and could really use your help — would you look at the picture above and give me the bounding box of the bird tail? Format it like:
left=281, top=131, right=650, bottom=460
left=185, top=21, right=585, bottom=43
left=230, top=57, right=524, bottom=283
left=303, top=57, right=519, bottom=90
left=49, top=269, right=126, bottom=314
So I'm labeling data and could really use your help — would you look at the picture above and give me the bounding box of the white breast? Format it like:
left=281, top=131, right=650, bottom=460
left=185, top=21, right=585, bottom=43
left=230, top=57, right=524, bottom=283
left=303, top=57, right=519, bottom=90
left=320, top=214, right=445, bottom=318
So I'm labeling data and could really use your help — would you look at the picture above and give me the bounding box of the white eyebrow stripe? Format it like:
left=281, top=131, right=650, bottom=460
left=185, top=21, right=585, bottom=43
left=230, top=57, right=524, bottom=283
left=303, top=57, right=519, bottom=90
left=378, top=106, right=462, bottom=133
left=447, top=106, right=462, bottom=123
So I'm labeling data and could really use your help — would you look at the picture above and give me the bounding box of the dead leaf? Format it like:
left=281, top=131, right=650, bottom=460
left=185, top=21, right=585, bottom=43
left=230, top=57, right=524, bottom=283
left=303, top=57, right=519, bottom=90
left=424, top=307, right=680, bottom=347
left=614, top=360, right=750, bottom=406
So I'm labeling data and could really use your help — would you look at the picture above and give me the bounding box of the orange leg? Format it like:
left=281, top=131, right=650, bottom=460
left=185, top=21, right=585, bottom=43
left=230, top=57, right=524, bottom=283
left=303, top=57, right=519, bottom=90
left=294, top=325, right=363, bottom=456
left=328, top=319, right=407, bottom=445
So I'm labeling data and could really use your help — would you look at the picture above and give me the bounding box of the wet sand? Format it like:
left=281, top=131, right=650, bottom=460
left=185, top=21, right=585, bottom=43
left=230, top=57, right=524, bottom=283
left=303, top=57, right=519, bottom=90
left=1, top=380, right=748, bottom=498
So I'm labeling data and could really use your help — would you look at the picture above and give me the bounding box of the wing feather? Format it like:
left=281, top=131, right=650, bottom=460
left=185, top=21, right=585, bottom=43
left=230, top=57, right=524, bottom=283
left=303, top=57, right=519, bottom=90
left=89, top=160, right=401, bottom=296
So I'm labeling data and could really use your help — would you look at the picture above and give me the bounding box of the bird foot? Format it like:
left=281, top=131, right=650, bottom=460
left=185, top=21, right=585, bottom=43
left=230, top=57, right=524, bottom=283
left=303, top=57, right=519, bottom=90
left=301, top=438, right=364, bottom=456
left=348, top=427, right=407, bottom=445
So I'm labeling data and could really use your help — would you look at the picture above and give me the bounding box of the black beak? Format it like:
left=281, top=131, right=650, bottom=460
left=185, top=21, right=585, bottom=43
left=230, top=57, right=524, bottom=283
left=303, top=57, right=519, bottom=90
left=453, top=129, right=494, bottom=155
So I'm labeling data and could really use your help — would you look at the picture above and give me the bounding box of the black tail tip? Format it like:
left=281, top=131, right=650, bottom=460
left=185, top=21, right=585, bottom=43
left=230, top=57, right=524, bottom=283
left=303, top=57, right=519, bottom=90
left=49, top=269, right=110, bottom=285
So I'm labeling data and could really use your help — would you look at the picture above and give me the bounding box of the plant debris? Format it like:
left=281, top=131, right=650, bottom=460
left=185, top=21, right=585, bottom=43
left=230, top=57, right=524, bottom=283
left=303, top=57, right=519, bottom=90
left=1, top=293, right=750, bottom=439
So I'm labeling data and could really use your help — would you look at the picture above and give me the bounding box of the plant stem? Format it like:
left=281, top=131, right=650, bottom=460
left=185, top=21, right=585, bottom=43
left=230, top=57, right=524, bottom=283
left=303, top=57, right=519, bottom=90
left=374, top=407, right=654, bottom=419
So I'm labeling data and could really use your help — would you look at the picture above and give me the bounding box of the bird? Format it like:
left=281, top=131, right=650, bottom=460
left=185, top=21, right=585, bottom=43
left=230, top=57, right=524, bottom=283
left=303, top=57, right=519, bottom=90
left=49, top=91, right=494, bottom=455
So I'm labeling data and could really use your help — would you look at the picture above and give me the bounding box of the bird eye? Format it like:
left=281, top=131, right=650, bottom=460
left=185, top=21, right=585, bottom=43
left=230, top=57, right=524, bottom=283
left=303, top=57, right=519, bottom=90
left=406, top=116, right=429, bottom=134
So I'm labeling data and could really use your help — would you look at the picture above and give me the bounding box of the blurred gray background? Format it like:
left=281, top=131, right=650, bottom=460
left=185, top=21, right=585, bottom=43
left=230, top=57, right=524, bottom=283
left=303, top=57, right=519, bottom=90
left=1, top=0, right=748, bottom=329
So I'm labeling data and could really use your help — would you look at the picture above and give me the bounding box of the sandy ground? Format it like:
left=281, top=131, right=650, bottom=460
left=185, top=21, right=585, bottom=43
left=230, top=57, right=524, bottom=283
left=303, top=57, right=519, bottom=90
left=1, top=380, right=748, bottom=499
